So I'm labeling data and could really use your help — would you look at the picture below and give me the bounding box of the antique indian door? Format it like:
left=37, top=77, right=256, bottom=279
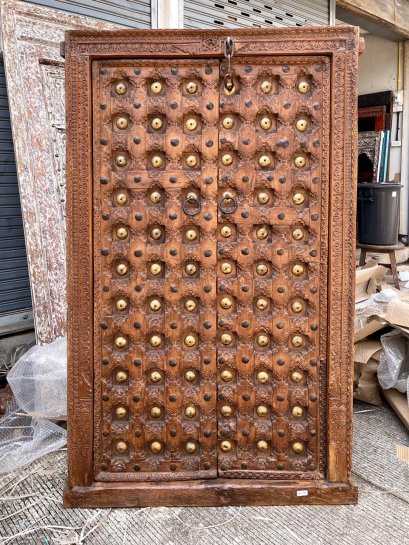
left=65, top=28, right=360, bottom=507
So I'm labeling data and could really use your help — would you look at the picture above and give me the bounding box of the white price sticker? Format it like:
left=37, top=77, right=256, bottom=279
left=297, top=490, right=309, bottom=497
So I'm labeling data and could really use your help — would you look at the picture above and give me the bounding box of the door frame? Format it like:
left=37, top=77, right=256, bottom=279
left=65, top=26, right=360, bottom=507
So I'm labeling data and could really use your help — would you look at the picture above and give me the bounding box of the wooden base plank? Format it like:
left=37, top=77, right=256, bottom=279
left=64, top=478, right=358, bottom=508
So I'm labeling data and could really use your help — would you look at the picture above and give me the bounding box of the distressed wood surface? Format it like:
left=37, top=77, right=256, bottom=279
left=65, top=26, right=360, bottom=507
left=0, top=0, right=121, bottom=344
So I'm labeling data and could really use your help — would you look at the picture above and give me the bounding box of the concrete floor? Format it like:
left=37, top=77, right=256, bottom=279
left=0, top=402, right=409, bottom=544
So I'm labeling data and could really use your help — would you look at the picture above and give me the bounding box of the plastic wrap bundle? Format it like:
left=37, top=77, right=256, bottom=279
left=0, top=337, right=67, bottom=473
left=378, top=329, right=409, bottom=402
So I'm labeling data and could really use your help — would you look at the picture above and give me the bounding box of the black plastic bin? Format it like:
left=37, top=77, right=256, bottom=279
left=357, top=183, right=402, bottom=246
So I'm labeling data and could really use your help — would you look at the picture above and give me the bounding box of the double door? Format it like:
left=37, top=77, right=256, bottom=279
left=92, top=54, right=329, bottom=482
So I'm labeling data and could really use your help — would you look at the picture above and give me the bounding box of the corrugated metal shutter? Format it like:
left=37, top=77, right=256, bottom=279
left=0, top=58, right=33, bottom=328
left=184, top=0, right=329, bottom=29
left=22, top=0, right=150, bottom=27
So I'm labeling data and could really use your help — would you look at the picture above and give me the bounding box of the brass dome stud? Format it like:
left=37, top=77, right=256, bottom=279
left=292, top=192, right=305, bottom=205
left=220, top=440, right=232, bottom=452
left=292, top=228, right=304, bottom=241
left=150, top=227, right=163, bottom=240
left=257, top=371, right=269, bottom=384
left=297, top=80, right=310, bottom=94
left=116, top=263, right=128, bottom=276
left=115, top=82, right=127, bottom=95
left=150, top=406, right=162, bottom=418
left=184, top=370, right=197, bottom=382
left=185, top=118, right=197, bottom=131
left=116, top=441, right=128, bottom=453
left=291, top=371, right=303, bottom=383
left=258, top=155, right=271, bottom=168
left=116, top=298, right=128, bottom=311
left=115, top=406, right=127, bottom=419
left=220, top=262, right=232, bottom=274
left=220, top=297, right=232, bottom=310
left=151, top=81, right=162, bottom=94
left=151, top=117, right=163, bottom=130
left=220, top=225, right=233, bottom=238
left=116, top=226, right=128, bottom=240
left=150, top=370, right=162, bottom=383
left=186, top=154, right=198, bottom=168
left=292, top=441, right=305, bottom=454
left=222, top=116, right=234, bottom=129
left=149, top=190, right=162, bottom=204
left=292, top=406, right=304, bottom=418
left=186, top=228, right=198, bottom=242
left=292, top=264, right=304, bottom=276
left=150, top=441, right=162, bottom=453
left=221, top=405, right=233, bottom=417
left=220, top=369, right=233, bottom=382
left=151, top=155, right=163, bottom=169
left=150, top=335, right=162, bottom=348
left=221, top=154, right=233, bottom=166
left=256, top=334, right=269, bottom=347
left=294, top=156, right=306, bottom=169
left=256, top=262, right=269, bottom=276
left=256, top=227, right=269, bottom=240
left=260, top=116, right=272, bottom=130
left=185, top=81, right=197, bottom=94
left=257, top=192, right=270, bottom=205
left=291, top=300, right=303, bottom=313
left=257, top=440, right=268, bottom=452
left=256, top=405, right=268, bottom=417
left=291, top=335, right=303, bottom=348
left=149, top=262, right=162, bottom=276
left=260, top=80, right=272, bottom=94
left=221, top=333, right=233, bottom=346
left=116, top=117, right=128, bottom=130
left=296, top=118, right=308, bottom=132
left=256, top=298, right=269, bottom=311
left=184, top=335, right=197, bottom=348
left=115, top=155, right=127, bottom=167
left=185, top=405, right=197, bottom=418
left=184, top=299, right=197, bottom=312
left=185, top=442, right=197, bottom=454
left=115, top=370, right=128, bottom=383
left=149, top=299, right=162, bottom=312
left=185, top=262, right=197, bottom=276
left=114, top=336, right=127, bottom=349
left=116, top=192, right=128, bottom=206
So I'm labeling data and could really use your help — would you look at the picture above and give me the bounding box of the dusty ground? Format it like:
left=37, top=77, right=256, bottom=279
left=1, top=402, right=409, bottom=544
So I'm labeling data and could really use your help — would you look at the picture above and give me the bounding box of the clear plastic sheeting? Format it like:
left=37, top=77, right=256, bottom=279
left=0, top=337, right=67, bottom=473
left=6, top=336, right=67, bottom=418
left=378, top=329, right=409, bottom=401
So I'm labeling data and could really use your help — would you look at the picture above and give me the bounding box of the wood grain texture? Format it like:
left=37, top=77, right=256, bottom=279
left=0, top=0, right=120, bottom=344
left=65, top=26, right=360, bottom=507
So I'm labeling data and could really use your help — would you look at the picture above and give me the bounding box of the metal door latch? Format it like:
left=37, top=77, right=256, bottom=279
left=223, top=37, right=235, bottom=92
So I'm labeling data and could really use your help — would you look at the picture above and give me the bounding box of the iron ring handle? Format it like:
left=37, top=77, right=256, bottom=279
left=182, top=196, right=201, bottom=216
left=218, top=195, right=237, bottom=214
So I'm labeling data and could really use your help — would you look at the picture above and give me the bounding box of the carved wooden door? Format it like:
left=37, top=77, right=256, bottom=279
left=66, top=28, right=359, bottom=508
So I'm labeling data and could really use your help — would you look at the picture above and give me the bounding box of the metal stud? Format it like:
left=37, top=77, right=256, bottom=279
left=150, top=441, right=162, bottom=453
left=257, top=371, right=269, bottom=384
left=116, top=441, right=128, bottom=453
left=150, top=335, right=162, bottom=348
left=290, top=299, right=303, bottom=313
left=116, top=370, right=128, bottom=382
left=116, top=226, right=128, bottom=240
left=149, top=299, right=162, bottom=312
left=298, top=80, right=310, bottom=94
left=184, top=370, right=197, bottom=382
left=150, top=227, right=162, bottom=240
left=184, top=335, right=197, bottom=347
left=116, top=117, right=128, bottom=130
left=220, top=225, right=233, bottom=238
left=115, top=336, right=127, bottom=349
left=220, top=262, right=232, bottom=274
left=292, top=228, right=304, bottom=241
left=151, top=117, right=163, bottom=130
left=151, top=81, right=162, bottom=94
left=256, top=297, right=268, bottom=310
left=185, top=442, right=197, bottom=454
left=220, top=297, right=232, bottom=310
left=221, top=333, right=233, bottom=346
left=256, top=262, right=269, bottom=276
left=185, top=118, right=197, bottom=131
left=150, top=370, right=162, bottom=383
left=257, top=440, right=268, bottom=451
left=151, top=155, right=163, bottom=169
left=115, top=155, right=127, bottom=167
left=185, top=81, right=197, bottom=94
left=291, top=371, right=303, bottom=383
left=116, top=298, right=128, bottom=311
left=260, top=80, right=272, bottom=94
left=256, top=227, right=269, bottom=240
left=292, top=193, right=305, bottom=205
left=221, top=154, right=233, bottom=166
left=257, top=334, right=269, bottom=347
left=258, top=155, right=271, bottom=168
left=185, top=262, right=197, bottom=276
left=291, top=335, right=303, bottom=348
left=292, top=441, right=305, bottom=454
left=220, top=369, right=233, bottom=382
left=296, top=118, right=308, bottom=132
left=115, top=82, right=127, bottom=95
left=116, top=192, right=128, bottom=206
left=115, top=406, right=127, bottom=418
left=186, top=155, right=198, bottom=168
left=116, top=263, right=128, bottom=276
left=185, top=405, right=197, bottom=418
left=221, top=405, right=233, bottom=417
left=260, top=117, right=272, bottom=130
left=149, top=262, right=162, bottom=276
left=220, top=440, right=232, bottom=452
left=256, top=405, right=268, bottom=417
left=294, top=156, right=306, bottom=169
left=257, top=192, right=270, bottom=205
left=292, top=264, right=304, bottom=276
left=184, top=299, right=197, bottom=312
left=150, top=406, right=162, bottom=418
left=186, top=228, right=198, bottom=241
left=149, top=190, right=162, bottom=204
left=292, top=406, right=304, bottom=418
left=222, top=116, right=234, bottom=129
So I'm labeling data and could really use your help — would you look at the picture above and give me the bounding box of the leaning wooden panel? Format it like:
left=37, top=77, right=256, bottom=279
left=0, top=0, right=121, bottom=344
left=65, top=27, right=360, bottom=507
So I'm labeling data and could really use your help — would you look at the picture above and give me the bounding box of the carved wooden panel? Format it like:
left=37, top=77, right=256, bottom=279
left=0, top=0, right=120, bottom=343
left=65, top=27, right=360, bottom=508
